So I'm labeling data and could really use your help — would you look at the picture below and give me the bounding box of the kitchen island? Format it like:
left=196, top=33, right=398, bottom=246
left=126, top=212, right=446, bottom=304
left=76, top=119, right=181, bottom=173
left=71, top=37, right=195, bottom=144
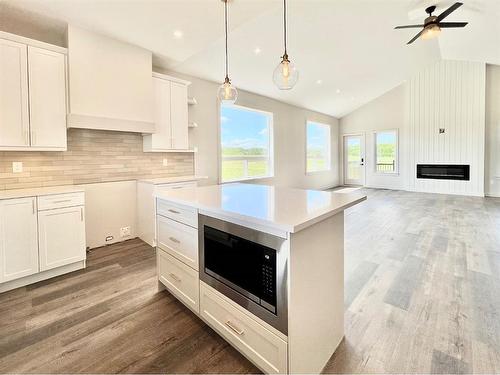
left=154, top=183, right=366, bottom=374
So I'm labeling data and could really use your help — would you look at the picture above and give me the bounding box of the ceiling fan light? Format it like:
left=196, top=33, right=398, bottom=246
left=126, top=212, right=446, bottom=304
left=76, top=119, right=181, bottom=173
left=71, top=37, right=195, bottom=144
left=273, top=56, right=299, bottom=90
left=422, top=24, right=441, bottom=40
left=217, top=78, right=238, bottom=105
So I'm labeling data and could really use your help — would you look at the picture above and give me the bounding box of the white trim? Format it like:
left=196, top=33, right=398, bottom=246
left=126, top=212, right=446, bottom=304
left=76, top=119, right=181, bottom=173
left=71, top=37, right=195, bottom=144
left=373, top=129, right=399, bottom=175
left=152, top=72, right=191, bottom=86
left=218, top=103, right=275, bottom=184
left=0, top=31, right=67, bottom=54
left=67, top=113, right=155, bottom=134
left=305, top=120, right=332, bottom=175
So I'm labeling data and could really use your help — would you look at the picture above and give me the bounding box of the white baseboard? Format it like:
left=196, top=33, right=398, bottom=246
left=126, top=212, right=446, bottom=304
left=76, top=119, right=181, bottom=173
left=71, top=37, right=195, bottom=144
left=0, top=261, right=86, bottom=293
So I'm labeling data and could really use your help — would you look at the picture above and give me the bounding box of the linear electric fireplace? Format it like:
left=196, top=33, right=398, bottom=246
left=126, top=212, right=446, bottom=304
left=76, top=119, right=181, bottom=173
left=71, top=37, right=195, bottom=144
left=417, top=164, right=470, bottom=181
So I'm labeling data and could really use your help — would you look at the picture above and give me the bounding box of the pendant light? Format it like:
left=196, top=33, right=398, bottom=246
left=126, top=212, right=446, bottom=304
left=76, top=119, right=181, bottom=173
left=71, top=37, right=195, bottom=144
left=217, top=0, right=238, bottom=105
left=273, top=0, right=298, bottom=90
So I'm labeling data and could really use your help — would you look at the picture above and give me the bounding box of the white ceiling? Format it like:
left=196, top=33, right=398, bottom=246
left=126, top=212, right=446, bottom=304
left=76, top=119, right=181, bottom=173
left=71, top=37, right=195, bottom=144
left=2, top=0, right=499, bottom=118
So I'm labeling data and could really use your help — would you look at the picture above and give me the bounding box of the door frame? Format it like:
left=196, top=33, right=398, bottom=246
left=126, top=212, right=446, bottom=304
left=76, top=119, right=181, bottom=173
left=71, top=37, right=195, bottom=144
left=342, top=133, right=366, bottom=186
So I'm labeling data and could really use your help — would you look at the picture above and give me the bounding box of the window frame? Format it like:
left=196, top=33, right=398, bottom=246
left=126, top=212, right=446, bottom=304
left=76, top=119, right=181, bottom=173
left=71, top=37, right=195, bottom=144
left=305, top=120, right=332, bottom=175
left=218, top=103, right=275, bottom=184
left=373, top=129, right=399, bottom=175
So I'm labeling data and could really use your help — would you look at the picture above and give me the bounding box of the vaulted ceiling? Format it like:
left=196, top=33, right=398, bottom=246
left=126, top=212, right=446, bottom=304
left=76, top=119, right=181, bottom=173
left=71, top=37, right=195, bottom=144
left=2, top=0, right=499, bottom=118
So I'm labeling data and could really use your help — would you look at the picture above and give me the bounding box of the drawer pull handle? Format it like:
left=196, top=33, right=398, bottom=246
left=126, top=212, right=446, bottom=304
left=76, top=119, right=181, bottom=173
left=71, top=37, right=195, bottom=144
left=168, top=209, right=180, bottom=214
left=225, top=321, right=244, bottom=335
left=53, top=199, right=72, bottom=204
left=169, top=237, right=180, bottom=244
left=171, top=187, right=183, bottom=190
left=169, top=273, right=181, bottom=282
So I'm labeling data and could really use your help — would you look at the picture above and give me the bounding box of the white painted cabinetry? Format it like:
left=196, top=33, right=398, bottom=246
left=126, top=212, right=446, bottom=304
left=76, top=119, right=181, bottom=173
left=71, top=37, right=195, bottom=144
left=0, top=190, right=86, bottom=293
left=0, top=198, right=38, bottom=283
left=38, top=205, right=86, bottom=272
left=143, top=73, right=191, bottom=152
left=0, top=33, right=67, bottom=151
left=0, top=39, right=30, bottom=147
left=28, top=46, right=67, bottom=149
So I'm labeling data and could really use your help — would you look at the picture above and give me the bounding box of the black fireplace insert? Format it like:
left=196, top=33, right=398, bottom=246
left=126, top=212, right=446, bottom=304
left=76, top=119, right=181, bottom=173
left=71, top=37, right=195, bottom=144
left=416, top=164, right=470, bottom=181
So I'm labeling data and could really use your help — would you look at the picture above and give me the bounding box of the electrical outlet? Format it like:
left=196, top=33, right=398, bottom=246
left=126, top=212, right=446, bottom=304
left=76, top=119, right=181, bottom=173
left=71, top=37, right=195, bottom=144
left=105, top=235, right=114, bottom=242
left=162, top=158, right=168, bottom=167
left=12, top=162, right=23, bottom=173
left=120, top=226, right=131, bottom=237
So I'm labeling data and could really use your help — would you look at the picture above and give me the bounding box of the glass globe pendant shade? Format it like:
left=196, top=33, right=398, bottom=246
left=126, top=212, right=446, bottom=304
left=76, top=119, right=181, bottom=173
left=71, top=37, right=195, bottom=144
left=217, top=77, right=238, bottom=105
left=273, top=54, right=299, bottom=90
left=421, top=24, right=441, bottom=40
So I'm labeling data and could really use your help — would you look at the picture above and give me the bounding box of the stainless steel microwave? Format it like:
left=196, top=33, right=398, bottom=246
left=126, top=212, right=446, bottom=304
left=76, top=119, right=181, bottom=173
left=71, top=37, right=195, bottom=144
left=199, top=214, right=288, bottom=335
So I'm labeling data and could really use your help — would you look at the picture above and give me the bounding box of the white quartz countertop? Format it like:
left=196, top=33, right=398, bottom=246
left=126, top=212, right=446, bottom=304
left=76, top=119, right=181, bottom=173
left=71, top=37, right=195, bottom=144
left=138, top=175, right=208, bottom=185
left=0, top=185, right=85, bottom=200
left=154, top=183, right=366, bottom=233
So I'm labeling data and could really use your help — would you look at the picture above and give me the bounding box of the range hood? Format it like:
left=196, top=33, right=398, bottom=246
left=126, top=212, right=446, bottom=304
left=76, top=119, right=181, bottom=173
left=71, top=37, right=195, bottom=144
left=67, top=26, right=155, bottom=133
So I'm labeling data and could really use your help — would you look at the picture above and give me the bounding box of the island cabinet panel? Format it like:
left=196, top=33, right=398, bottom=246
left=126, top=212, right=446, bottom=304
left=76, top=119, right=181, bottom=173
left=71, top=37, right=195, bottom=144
left=0, top=197, right=38, bottom=282
left=158, top=249, right=199, bottom=314
left=200, top=282, right=288, bottom=374
left=157, top=199, right=198, bottom=228
left=288, top=212, right=345, bottom=374
left=157, top=214, right=198, bottom=270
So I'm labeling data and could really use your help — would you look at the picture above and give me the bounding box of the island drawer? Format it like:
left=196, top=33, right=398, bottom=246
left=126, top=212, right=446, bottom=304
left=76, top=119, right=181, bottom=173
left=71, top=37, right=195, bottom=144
left=156, top=199, right=197, bottom=228
left=157, top=215, right=198, bottom=270
left=200, top=282, right=287, bottom=374
left=158, top=249, right=199, bottom=314
left=37, top=192, right=85, bottom=211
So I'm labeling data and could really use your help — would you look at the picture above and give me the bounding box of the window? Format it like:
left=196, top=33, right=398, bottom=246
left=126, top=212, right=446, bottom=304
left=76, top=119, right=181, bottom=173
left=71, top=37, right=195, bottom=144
left=374, top=130, right=398, bottom=173
left=306, top=121, right=331, bottom=173
left=220, top=104, right=273, bottom=183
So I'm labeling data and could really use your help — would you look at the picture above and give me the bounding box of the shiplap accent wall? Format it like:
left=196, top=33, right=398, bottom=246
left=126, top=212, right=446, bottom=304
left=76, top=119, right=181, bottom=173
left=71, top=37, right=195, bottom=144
left=406, top=60, right=486, bottom=196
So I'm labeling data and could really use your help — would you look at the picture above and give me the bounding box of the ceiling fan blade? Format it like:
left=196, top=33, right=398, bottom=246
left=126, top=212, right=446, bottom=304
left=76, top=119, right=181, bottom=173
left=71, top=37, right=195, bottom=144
left=438, top=22, right=468, bottom=28
left=436, top=2, right=463, bottom=22
left=407, top=29, right=424, bottom=44
left=395, top=25, right=424, bottom=29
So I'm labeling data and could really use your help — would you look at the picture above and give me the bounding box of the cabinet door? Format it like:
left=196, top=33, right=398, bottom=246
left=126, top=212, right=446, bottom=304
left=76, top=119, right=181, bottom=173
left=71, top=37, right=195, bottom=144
left=38, top=206, right=86, bottom=271
left=170, top=82, right=189, bottom=150
left=0, top=39, right=29, bottom=147
left=151, top=77, right=172, bottom=150
left=0, top=198, right=38, bottom=283
left=28, top=46, right=67, bottom=149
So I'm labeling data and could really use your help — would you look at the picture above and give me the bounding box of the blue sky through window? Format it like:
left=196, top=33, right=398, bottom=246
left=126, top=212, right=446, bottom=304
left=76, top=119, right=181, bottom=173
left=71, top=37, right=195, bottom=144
left=221, top=105, right=270, bottom=151
left=307, top=122, right=330, bottom=150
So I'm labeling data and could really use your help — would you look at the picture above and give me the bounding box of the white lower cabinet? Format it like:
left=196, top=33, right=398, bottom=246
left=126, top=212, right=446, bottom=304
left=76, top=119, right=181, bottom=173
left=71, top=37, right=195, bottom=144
left=158, top=249, right=199, bottom=313
left=200, top=282, right=288, bottom=374
left=157, top=214, right=198, bottom=270
left=38, top=205, right=86, bottom=272
left=0, top=198, right=38, bottom=282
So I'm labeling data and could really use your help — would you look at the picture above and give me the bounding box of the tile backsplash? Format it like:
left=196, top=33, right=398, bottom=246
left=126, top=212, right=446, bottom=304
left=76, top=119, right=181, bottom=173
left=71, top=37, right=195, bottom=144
left=0, top=129, right=194, bottom=190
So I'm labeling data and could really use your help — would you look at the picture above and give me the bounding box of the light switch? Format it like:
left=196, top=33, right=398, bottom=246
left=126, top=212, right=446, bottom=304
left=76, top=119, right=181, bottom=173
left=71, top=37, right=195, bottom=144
left=12, top=162, right=23, bottom=173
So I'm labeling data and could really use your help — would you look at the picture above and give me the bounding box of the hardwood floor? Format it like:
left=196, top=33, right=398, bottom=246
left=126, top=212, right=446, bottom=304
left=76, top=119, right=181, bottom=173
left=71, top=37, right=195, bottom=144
left=0, top=188, right=499, bottom=374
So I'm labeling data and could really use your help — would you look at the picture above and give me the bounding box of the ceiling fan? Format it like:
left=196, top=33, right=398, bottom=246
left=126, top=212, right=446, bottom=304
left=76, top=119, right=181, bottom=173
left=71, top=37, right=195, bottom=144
left=395, top=2, right=468, bottom=44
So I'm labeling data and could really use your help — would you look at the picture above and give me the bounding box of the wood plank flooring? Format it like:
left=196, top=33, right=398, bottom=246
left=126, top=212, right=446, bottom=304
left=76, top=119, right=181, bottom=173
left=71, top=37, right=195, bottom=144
left=0, top=188, right=499, bottom=374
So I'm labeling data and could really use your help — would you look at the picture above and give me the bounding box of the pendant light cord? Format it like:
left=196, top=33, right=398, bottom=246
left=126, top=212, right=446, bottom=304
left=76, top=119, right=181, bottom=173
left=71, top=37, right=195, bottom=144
left=283, top=0, right=287, bottom=56
left=224, top=0, right=229, bottom=80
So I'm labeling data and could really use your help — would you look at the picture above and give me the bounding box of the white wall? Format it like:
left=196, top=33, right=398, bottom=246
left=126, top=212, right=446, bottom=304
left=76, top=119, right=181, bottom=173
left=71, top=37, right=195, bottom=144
left=159, top=70, right=340, bottom=190
left=339, top=85, right=406, bottom=190
left=341, top=60, right=488, bottom=197
left=485, top=64, right=500, bottom=197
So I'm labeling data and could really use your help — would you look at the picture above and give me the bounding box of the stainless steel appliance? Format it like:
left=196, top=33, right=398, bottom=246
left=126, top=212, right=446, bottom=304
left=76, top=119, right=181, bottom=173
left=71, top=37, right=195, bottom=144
left=199, top=214, right=288, bottom=334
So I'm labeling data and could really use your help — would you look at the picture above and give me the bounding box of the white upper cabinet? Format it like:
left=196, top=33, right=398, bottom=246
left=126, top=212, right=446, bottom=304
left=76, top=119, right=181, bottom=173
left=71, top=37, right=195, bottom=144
left=67, top=26, right=154, bottom=133
left=0, top=39, right=30, bottom=148
left=0, top=197, right=39, bottom=283
left=0, top=33, right=68, bottom=151
left=143, top=73, right=190, bottom=152
left=171, top=82, right=189, bottom=150
left=28, top=46, right=67, bottom=149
